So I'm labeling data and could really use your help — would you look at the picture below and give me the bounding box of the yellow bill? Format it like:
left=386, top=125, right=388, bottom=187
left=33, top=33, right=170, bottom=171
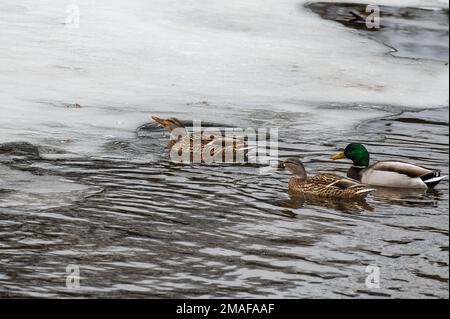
left=331, top=152, right=346, bottom=160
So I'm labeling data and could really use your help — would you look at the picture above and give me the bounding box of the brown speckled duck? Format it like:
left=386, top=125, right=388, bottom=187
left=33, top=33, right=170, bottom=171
left=282, top=157, right=375, bottom=199
left=152, top=116, right=250, bottom=163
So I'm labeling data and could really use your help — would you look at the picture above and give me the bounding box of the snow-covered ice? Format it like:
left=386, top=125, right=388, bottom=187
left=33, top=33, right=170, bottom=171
left=0, top=0, right=448, bottom=154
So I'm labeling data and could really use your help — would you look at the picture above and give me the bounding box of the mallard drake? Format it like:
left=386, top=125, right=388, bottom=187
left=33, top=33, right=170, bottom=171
left=282, top=158, right=375, bottom=199
left=331, top=143, right=447, bottom=189
left=151, top=116, right=250, bottom=163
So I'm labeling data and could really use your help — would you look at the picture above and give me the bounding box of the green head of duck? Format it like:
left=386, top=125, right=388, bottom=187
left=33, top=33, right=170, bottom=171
left=332, top=143, right=370, bottom=167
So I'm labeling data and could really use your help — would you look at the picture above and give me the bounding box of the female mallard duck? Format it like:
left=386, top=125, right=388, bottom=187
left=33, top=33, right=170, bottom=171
left=282, top=158, right=375, bottom=199
left=331, top=143, right=447, bottom=189
left=151, top=116, right=250, bottom=163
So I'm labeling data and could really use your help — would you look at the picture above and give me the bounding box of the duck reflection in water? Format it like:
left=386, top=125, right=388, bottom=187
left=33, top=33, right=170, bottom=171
left=371, top=187, right=442, bottom=208
left=283, top=192, right=374, bottom=213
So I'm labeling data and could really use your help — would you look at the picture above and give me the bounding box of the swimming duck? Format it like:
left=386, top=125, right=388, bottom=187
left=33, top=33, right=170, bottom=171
left=151, top=116, right=250, bottom=163
left=331, top=143, right=447, bottom=189
left=282, top=158, right=375, bottom=199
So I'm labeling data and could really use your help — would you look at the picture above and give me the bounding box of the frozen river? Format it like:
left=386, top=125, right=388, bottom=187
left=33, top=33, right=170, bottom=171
left=0, top=0, right=448, bottom=298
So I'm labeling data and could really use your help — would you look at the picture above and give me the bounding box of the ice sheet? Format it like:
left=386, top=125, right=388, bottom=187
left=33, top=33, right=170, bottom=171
left=0, top=0, right=448, bottom=154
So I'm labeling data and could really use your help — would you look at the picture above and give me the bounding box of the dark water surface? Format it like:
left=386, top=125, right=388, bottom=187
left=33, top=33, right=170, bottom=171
left=305, top=2, right=449, bottom=62
left=0, top=107, right=448, bottom=298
